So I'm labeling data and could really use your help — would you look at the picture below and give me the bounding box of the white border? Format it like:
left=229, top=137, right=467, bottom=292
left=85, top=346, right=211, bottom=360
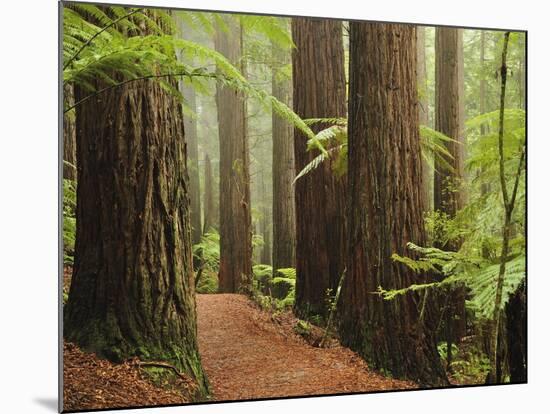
left=1, top=1, right=546, bottom=413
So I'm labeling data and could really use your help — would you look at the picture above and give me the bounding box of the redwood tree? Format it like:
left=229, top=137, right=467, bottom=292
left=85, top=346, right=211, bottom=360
left=63, top=84, right=77, bottom=181
left=339, top=22, right=447, bottom=386
left=182, top=83, right=202, bottom=245
left=63, top=75, right=208, bottom=395
left=214, top=17, right=252, bottom=292
left=417, top=26, right=431, bottom=210
left=434, top=27, right=466, bottom=346
left=291, top=18, right=347, bottom=317
left=202, top=153, right=217, bottom=233
left=271, top=39, right=296, bottom=270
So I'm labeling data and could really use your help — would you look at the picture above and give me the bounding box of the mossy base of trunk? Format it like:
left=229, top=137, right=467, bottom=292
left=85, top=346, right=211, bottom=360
left=64, top=317, right=210, bottom=400
left=339, top=316, right=448, bottom=388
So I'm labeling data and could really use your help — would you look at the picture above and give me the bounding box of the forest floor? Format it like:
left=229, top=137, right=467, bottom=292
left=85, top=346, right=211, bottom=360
left=63, top=341, right=191, bottom=411
left=62, top=266, right=415, bottom=411
left=196, top=294, right=415, bottom=401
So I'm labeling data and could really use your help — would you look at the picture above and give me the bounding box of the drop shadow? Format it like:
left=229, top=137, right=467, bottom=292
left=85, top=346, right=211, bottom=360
left=34, top=397, right=58, bottom=412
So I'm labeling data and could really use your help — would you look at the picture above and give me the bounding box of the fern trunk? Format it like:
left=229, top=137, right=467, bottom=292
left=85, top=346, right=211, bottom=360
left=339, top=22, right=448, bottom=387
left=291, top=18, right=347, bottom=318
left=214, top=16, right=253, bottom=293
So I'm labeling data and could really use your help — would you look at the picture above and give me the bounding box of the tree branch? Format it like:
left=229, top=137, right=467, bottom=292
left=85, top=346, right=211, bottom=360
left=64, top=71, right=220, bottom=114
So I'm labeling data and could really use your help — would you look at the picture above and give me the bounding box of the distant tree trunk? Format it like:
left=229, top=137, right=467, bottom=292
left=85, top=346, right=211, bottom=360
left=202, top=153, right=216, bottom=233
left=63, top=84, right=77, bottom=181
left=479, top=31, right=492, bottom=264
left=291, top=18, right=347, bottom=318
left=214, top=17, right=252, bottom=293
left=339, top=22, right=448, bottom=387
left=181, top=83, right=202, bottom=244
left=417, top=26, right=431, bottom=211
left=260, top=206, right=272, bottom=266
left=434, top=27, right=467, bottom=350
left=176, top=15, right=202, bottom=245
left=271, top=38, right=296, bottom=270
left=64, top=75, right=208, bottom=395
left=518, top=34, right=526, bottom=110
left=479, top=31, right=490, bottom=199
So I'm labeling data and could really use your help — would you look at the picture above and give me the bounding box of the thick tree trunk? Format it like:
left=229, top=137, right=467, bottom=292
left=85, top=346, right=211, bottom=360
left=271, top=39, right=296, bottom=270
left=417, top=26, right=431, bottom=211
left=64, top=77, right=208, bottom=396
left=505, top=280, right=527, bottom=383
left=214, top=17, right=253, bottom=293
left=202, top=153, right=216, bottom=233
left=339, top=22, right=448, bottom=387
left=63, top=83, right=77, bottom=181
left=181, top=83, right=202, bottom=244
left=291, top=18, right=347, bottom=318
left=434, top=27, right=466, bottom=346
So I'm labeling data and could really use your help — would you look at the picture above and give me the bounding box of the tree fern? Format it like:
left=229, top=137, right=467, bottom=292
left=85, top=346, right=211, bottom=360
left=63, top=5, right=321, bottom=149
left=294, top=119, right=455, bottom=182
left=383, top=242, right=525, bottom=319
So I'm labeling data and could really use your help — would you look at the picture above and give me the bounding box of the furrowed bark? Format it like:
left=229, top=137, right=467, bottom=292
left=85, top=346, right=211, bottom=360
left=214, top=17, right=253, bottom=293
left=340, top=22, right=448, bottom=386
left=434, top=27, right=467, bottom=350
left=291, top=17, right=347, bottom=318
left=272, top=36, right=296, bottom=270
left=64, top=75, right=208, bottom=397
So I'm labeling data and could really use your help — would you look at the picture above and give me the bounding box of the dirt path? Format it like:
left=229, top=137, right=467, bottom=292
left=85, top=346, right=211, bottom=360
left=196, top=294, right=415, bottom=401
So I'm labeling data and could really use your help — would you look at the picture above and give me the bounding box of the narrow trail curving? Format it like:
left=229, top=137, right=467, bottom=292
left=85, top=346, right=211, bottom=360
left=196, top=294, right=415, bottom=401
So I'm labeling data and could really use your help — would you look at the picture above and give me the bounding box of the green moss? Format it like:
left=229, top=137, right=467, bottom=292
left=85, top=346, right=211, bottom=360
left=64, top=316, right=211, bottom=401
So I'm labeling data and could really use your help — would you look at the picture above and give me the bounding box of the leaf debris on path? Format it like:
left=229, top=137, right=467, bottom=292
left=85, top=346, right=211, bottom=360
left=196, top=293, right=415, bottom=401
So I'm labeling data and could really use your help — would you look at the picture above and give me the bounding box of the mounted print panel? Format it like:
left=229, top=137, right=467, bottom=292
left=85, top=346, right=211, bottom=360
left=60, top=1, right=526, bottom=411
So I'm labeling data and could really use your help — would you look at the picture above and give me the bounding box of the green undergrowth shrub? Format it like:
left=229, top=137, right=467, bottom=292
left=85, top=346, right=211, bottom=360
left=251, top=264, right=296, bottom=311
left=438, top=338, right=491, bottom=384
left=196, top=270, right=218, bottom=294
left=193, top=231, right=220, bottom=293
left=63, top=179, right=77, bottom=265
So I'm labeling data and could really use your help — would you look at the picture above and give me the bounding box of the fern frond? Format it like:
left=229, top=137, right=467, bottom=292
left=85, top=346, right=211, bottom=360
left=293, top=145, right=343, bottom=184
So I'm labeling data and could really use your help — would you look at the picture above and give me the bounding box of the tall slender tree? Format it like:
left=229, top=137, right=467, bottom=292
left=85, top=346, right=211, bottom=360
left=214, top=16, right=253, bottom=292
left=271, top=36, right=296, bottom=270
left=176, top=16, right=202, bottom=245
left=417, top=26, right=431, bottom=211
left=202, top=153, right=216, bottom=233
left=63, top=84, right=77, bottom=181
left=63, top=33, right=208, bottom=399
left=181, top=83, right=202, bottom=244
left=339, top=22, right=447, bottom=386
left=434, top=27, right=466, bottom=348
left=291, top=18, right=347, bottom=318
